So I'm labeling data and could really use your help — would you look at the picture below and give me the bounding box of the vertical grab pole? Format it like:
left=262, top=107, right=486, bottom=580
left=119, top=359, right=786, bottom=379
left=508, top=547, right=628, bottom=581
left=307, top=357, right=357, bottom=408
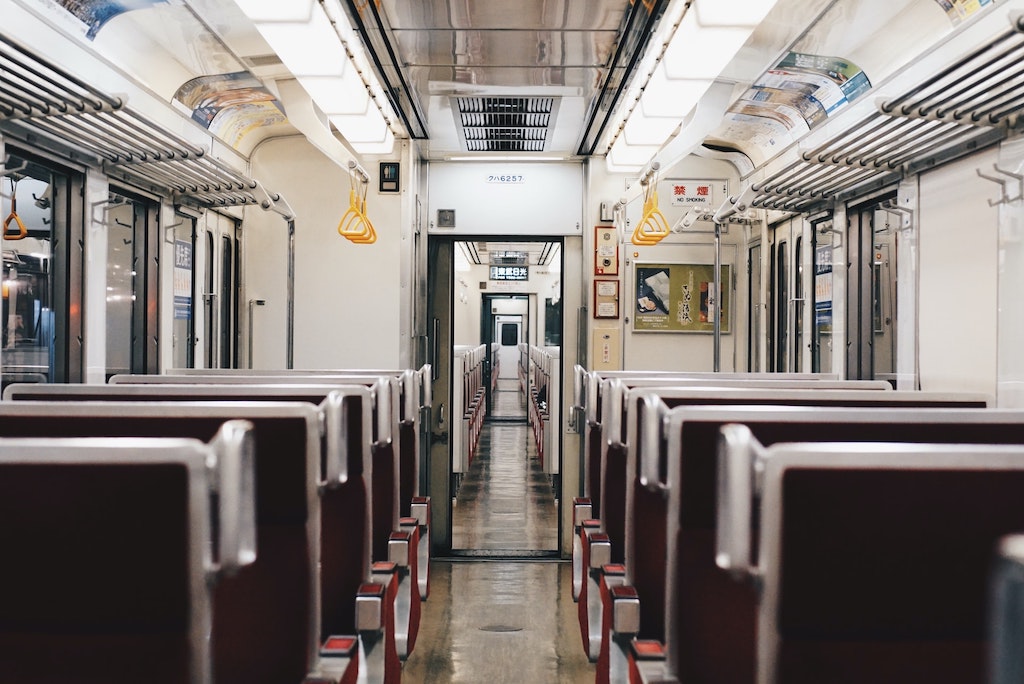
left=713, top=219, right=722, bottom=373
left=287, top=218, right=295, bottom=369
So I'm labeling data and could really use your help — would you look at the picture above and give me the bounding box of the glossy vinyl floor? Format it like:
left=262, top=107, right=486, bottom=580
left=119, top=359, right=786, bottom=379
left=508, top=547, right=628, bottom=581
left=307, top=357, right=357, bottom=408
left=403, top=364, right=594, bottom=682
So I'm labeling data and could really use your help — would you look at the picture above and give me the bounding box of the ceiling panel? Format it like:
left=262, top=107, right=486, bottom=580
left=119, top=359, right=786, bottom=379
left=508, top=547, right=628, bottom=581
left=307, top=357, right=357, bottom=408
left=373, top=0, right=637, bottom=158
left=393, top=30, right=617, bottom=68
left=382, top=0, right=628, bottom=32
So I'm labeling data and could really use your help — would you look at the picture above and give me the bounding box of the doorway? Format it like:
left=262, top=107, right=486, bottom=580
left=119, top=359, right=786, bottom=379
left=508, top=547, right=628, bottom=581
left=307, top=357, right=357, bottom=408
left=484, top=300, right=528, bottom=422
left=428, top=237, right=563, bottom=557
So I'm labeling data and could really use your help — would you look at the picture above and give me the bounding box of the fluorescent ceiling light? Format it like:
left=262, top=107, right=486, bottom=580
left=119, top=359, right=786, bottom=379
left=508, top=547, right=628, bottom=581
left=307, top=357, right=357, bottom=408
left=233, top=0, right=315, bottom=23
left=697, top=0, right=779, bottom=26
left=234, top=0, right=395, bottom=155
left=445, top=156, right=568, bottom=162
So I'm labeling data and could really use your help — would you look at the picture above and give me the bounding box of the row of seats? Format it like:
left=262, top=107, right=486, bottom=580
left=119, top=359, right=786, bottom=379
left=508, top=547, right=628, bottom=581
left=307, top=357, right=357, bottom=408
left=454, top=345, right=488, bottom=475
left=568, top=367, right=1020, bottom=683
left=0, top=366, right=431, bottom=684
left=522, top=345, right=560, bottom=473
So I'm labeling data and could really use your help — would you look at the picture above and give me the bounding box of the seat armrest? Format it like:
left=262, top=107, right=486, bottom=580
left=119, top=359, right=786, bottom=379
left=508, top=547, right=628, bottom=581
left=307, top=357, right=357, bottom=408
left=306, top=636, right=359, bottom=684
left=573, top=497, right=593, bottom=528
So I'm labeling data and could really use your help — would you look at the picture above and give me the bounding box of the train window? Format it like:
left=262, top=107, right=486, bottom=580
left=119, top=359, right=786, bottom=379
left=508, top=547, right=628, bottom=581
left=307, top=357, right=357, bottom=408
left=105, top=193, right=135, bottom=378
left=105, top=190, right=159, bottom=377
left=171, top=215, right=197, bottom=369
left=748, top=243, right=761, bottom=371
left=204, top=231, right=215, bottom=368
left=2, top=158, right=56, bottom=384
left=220, top=230, right=238, bottom=368
left=776, top=240, right=788, bottom=372
left=813, top=220, right=834, bottom=374
left=794, top=235, right=803, bottom=373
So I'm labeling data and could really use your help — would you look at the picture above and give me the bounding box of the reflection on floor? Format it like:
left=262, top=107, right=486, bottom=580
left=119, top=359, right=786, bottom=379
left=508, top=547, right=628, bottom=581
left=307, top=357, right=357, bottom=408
left=451, top=382, right=556, bottom=553
left=402, top=362, right=594, bottom=681
left=401, top=561, right=595, bottom=683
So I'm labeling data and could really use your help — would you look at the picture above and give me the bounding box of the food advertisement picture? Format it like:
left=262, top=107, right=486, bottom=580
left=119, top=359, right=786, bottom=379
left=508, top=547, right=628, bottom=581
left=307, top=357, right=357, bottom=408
left=635, top=263, right=731, bottom=333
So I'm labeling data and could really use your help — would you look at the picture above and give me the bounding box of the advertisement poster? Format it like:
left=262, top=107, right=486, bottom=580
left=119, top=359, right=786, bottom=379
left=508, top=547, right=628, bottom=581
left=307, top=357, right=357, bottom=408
left=173, top=239, right=192, bottom=321
left=174, top=72, right=287, bottom=149
left=935, top=0, right=992, bottom=24
left=815, top=244, right=833, bottom=331
left=635, top=263, right=731, bottom=333
left=47, top=0, right=167, bottom=40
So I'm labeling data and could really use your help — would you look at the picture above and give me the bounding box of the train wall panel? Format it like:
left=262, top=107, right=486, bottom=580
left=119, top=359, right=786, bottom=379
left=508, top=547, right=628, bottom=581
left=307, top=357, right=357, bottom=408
left=248, top=137, right=404, bottom=369
left=428, top=163, right=584, bottom=236
left=996, top=136, right=1024, bottom=408
left=918, top=147, right=999, bottom=399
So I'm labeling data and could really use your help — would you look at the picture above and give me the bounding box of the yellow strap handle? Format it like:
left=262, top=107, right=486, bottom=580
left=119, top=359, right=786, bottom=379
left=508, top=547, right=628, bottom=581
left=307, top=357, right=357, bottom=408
left=3, top=188, right=27, bottom=241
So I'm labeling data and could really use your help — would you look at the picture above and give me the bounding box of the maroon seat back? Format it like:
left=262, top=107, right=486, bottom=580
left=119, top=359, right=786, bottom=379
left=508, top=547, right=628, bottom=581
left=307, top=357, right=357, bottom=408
left=768, top=451, right=1024, bottom=683
left=656, top=408, right=1021, bottom=683
left=0, top=461, right=192, bottom=684
left=0, top=405, right=317, bottom=684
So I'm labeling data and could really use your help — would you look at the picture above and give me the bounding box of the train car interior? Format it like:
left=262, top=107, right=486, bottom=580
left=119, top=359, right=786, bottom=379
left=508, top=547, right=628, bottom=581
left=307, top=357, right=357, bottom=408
left=4, top=0, right=1024, bottom=681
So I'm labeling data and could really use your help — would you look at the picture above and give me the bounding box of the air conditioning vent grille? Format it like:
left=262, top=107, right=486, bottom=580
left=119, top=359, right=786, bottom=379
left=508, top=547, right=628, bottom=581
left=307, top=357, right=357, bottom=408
left=453, top=97, right=558, bottom=153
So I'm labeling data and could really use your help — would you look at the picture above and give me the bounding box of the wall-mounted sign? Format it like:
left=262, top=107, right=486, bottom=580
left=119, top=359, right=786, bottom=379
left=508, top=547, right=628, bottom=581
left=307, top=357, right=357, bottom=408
left=595, top=226, right=619, bottom=275
left=662, top=179, right=724, bottom=208
left=490, top=265, right=528, bottom=281
left=594, top=280, right=620, bottom=319
left=173, top=239, right=192, bottom=321
left=634, top=263, right=731, bottom=333
left=486, top=174, right=525, bottom=184
left=379, top=162, right=400, bottom=193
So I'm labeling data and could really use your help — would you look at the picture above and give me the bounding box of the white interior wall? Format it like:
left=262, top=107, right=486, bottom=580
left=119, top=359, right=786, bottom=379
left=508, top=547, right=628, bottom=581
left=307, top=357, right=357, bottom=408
left=247, top=137, right=406, bottom=369
left=998, top=137, right=1024, bottom=407
left=428, top=163, right=583, bottom=235
left=918, top=147, right=999, bottom=397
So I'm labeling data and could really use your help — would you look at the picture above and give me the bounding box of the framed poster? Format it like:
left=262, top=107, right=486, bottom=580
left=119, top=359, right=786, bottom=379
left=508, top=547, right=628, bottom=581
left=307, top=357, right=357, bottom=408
left=594, top=280, right=620, bottom=319
left=634, top=263, right=731, bottom=333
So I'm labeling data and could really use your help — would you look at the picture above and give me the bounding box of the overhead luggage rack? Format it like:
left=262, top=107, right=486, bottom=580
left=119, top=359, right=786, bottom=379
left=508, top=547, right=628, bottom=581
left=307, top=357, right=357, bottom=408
left=0, top=33, right=277, bottom=211
left=750, top=11, right=1024, bottom=213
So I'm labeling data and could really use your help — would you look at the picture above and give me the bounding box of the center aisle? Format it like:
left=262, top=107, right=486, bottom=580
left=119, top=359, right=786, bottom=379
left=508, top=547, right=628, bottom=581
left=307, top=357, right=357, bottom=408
left=403, top=364, right=595, bottom=681
left=401, top=561, right=593, bottom=682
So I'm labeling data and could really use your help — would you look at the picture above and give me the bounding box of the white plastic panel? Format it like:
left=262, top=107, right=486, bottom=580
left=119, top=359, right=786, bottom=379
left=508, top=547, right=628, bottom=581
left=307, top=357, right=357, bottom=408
left=918, top=147, right=999, bottom=398
left=428, top=163, right=583, bottom=235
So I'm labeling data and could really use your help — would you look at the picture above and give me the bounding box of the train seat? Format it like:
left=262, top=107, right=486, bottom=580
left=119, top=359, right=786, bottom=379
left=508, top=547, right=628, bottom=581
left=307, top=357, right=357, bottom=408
left=107, top=366, right=434, bottom=604
left=621, top=404, right=1024, bottom=683
left=0, top=424, right=260, bottom=684
left=739, top=437, right=1024, bottom=684
left=0, top=400, right=375, bottom=684
left=8, top=376, right=427, bottom=665
left=576, top=373, right=987, bottom=679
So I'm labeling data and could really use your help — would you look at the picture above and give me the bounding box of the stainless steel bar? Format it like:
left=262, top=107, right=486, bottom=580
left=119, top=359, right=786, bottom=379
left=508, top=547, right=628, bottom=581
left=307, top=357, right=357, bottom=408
left=0, top=35, right=115, bottom=110
left=852, top=120, right=948, bottom=168
left=887, top=125, right=989, bottom=168
left=835, top=117, right=916, bottom=165
left=0, top=80, right=54, bottom=116
left=123, top=110, right=206, bottom=158
left=967, top=80, right=1024, bottom=122
left=913, top=38, right=1024, bottom=115
left=818, top=167, right=888, bottom=197
left=932, top=47, right=1024, bottom=117
left=866, top=122, right=965, bottom=168
left=22, top=117, right=123, bottom=161
left=881, top=24, right=1021, bottom=114
left=112, top=111, right=204, bottom=158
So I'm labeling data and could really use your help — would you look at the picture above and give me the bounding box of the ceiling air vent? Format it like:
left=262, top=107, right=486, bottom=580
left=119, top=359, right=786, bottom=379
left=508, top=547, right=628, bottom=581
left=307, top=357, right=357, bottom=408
left=453, top=97, right=558, bottom=152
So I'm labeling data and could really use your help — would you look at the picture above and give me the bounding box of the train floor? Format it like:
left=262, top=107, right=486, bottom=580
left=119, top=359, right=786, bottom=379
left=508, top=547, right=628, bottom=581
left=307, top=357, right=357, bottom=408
left=402, top=377, right=595, bottom=682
